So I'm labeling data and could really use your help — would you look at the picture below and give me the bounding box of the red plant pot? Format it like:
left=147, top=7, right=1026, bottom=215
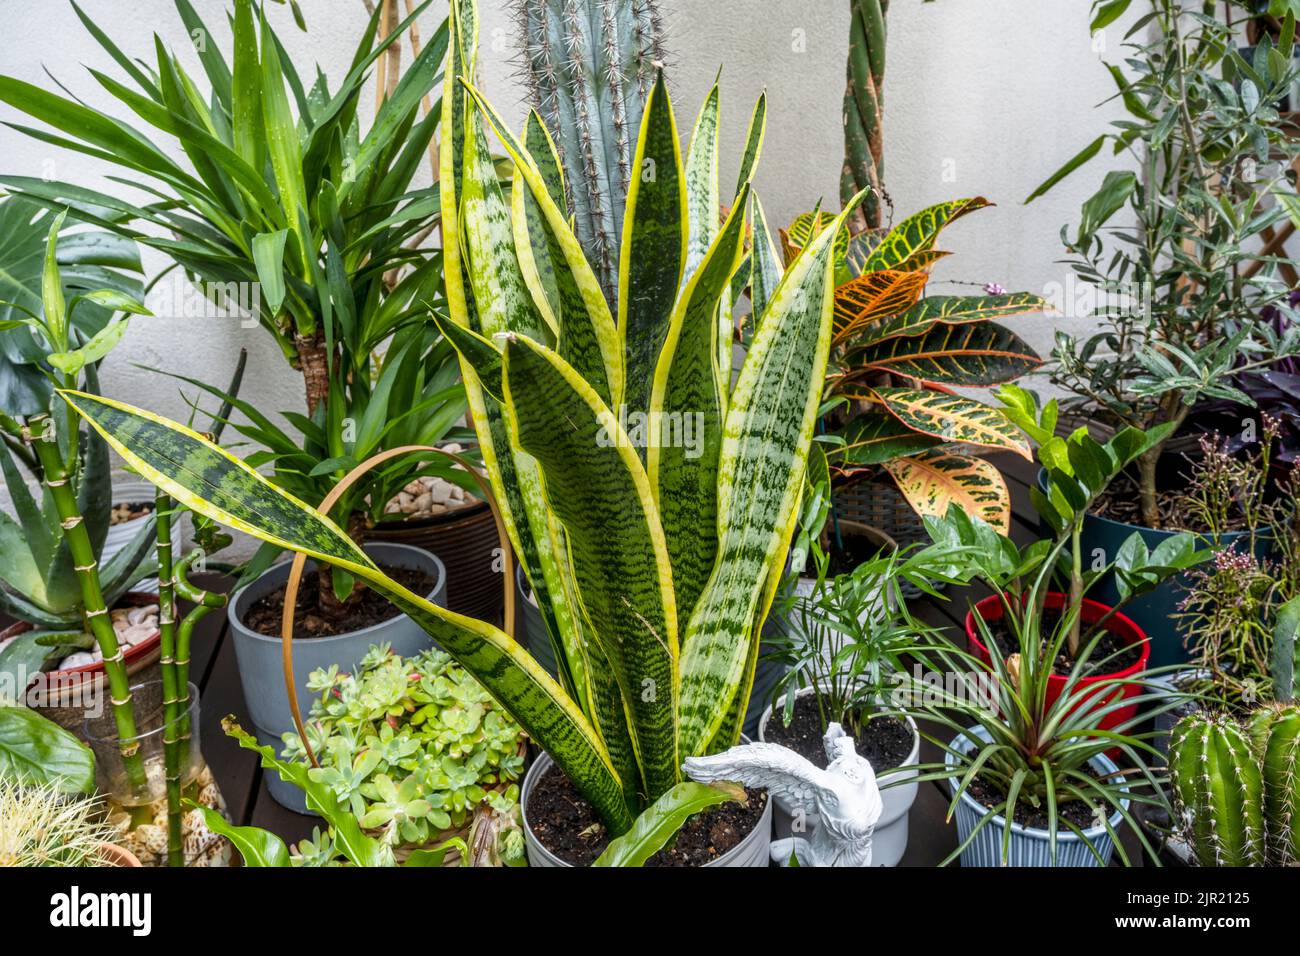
left=0, top=592, right=162, bottom=702
left=964, top=593, right=1150, bottom=735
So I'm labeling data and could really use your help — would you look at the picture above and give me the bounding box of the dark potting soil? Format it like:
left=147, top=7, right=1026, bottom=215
left=1091, top=471, right=1241, bottom=533
left=242, top=564, right=436, bottom=638
left=985, top=606, right=1141, bottom=677
left=827, top=529, right=889, bottom=578
left=966, top=763, right=1110, bottom=832
left=763, top=693, right=913, bottom=773
left=527, top=762, right=768, bottom=867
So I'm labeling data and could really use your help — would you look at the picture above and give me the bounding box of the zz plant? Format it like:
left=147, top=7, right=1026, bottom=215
left=60, top=0, right=854, bottom=839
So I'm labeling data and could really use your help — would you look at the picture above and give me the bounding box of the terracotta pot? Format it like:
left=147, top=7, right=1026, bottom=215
left=2, top=592, right=162, bottom=731
left=965, top=592, right=1149, bottom=734
left=368, top=499, right=504, bottom=625
left=97, top=843, right=143, bottom=867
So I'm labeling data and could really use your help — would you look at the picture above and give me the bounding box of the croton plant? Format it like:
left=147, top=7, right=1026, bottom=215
left=782, top=200, right=1045, bottom=531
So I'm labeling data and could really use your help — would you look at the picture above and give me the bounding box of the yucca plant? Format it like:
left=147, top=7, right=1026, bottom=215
left=782, top=200, right=1044, bottom=532
left=0, top=0, right=448, bottom=416
left=0, top=1, right=477, bottom=603
left=60, top=0, right=856, bottom=837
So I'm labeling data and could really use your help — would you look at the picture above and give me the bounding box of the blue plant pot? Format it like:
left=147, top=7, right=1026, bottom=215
left=945, top=725, right=1128, bottom=867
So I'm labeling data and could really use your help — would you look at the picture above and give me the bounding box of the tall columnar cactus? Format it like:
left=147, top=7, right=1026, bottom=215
left=1252, top=704, right=1300, bottom=864
left=514, top=0, right=666, bottom=305
left=1171, top=707, right=1300, bottom=867
left=1169, top=712, right=1264, bottom=867
left=841, top=0, right=888, bottom=234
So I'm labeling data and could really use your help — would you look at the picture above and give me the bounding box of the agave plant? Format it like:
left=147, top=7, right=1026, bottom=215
left=62, top=0, right=856, bottom=837
left=783, top=200, right=1045, bottom=531
left=0, top=218, right=157, bottom=778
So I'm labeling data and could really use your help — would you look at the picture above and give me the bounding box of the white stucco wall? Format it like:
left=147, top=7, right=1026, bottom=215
left=0, top=0, right=1136, bottom=451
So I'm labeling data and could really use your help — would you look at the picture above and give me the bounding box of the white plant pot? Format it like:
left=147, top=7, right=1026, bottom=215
left=757, top=688, right=919, bottom=867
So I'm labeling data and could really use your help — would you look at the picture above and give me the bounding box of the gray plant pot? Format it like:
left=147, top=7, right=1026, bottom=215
left=520, top=745, right=773, bottom=867
left=227, top=542, right=445, bottom=812
left=945, top=725, right=1128, bottom=867
left=757, top=689, right=919, bottom=867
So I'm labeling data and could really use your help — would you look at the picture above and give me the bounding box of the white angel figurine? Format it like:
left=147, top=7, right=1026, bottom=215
left=683, top=723, right=882, bottom=867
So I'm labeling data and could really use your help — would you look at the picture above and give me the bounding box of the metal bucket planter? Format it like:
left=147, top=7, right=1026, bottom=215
left=368, top=499, right=503, bottom=625
left=226, top=542, right=446, bottom=812
left=945, top=725, right=1128, bottom=867
left=520, top=746, right=773, bottom=867
left=757, top=688, right=918, bottom=867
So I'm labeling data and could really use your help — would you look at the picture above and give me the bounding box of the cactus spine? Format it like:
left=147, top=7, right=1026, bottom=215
left=1169, top=712, right=1264, bottom=866
left=1171, top=706, right=1300, bottom=866
left=514, top=0, right=666, bottom=305
left=1256, top=704, right=1300, bottom=864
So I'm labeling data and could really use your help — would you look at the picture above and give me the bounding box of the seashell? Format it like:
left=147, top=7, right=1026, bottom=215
left=59, top=652, right=96, bottom=670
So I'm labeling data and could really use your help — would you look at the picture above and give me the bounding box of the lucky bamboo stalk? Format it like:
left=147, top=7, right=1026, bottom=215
left=154, top=490, right=184, bottom=866
left=172, top=549, right=226, bottom=751
left=27, top=414, right=145, bottom=787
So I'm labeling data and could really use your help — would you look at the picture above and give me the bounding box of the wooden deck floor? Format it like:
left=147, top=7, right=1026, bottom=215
left=193, top=452, right=1146, bottom=864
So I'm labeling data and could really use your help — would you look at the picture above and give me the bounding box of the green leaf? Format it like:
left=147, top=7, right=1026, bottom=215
left=592, top=781, right=742, bottom=866
left=60, top=389, right=635, bottom=834
left=861, top=198, right=990, bottom=273
left=1077, top=170, right=1137, bottom=244
left=677, top=197, right=859, bottom=757
left=1090, top=0, right=1132, bottom=32
left=619, top=72, right=687, bottom=424
left=251, top=230, right=289, bottom=315
left=848, top=322, right=1041, bottom=387
left=46, top=315, right=135, bottom=376
left=0, top=706, right=95, bottom=794
left=502, top=336, right=680, bottom=799
left=189, top=804, right=291, bottom=867
left=1025, top=136, right=1106, bottom=204
left=648, top=187, right=751, bottom=620
left=683, top=81, right=721, bottom=281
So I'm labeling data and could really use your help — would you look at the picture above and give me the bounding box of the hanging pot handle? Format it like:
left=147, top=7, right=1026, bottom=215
left=280, top=445, right=514, bottom=767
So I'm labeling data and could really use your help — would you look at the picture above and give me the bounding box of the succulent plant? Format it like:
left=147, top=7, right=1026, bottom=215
left=0, top=779, right=115, bottom=867
left=279, top=644, right=525, bottom=849
left=513, top=0, right=666, bottom=304
left=1170, top=705, right=1300, bottom=866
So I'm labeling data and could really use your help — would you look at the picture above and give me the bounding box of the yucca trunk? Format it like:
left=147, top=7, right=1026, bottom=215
left=28, top=416, right=144, bottom=786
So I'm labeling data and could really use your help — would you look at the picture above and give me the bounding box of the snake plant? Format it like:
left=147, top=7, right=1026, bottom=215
left=60, top=0, right=856, bottom=836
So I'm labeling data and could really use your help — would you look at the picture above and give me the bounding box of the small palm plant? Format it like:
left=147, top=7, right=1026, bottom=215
left=62, top=0, right=857, bottom=841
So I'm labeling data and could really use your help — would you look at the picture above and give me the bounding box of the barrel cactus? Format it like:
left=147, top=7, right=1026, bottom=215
left=513, top=0, right=666, bottom=305
left=1169, top=712, right=1265, bottom=866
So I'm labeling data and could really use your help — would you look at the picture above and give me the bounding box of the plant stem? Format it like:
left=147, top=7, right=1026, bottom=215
left=1068, top=522, right=1084, bottom=659
left=155, top=492, right=184, bottom=866
left=28, top=415, right=145, bottom=787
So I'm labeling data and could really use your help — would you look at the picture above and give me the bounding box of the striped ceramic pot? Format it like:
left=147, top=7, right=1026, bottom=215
left=945, top=725, right=1128, bottom=867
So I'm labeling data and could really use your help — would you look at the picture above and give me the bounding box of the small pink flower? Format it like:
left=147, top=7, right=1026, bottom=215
left=984, top=282, right=1006, bottom=295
